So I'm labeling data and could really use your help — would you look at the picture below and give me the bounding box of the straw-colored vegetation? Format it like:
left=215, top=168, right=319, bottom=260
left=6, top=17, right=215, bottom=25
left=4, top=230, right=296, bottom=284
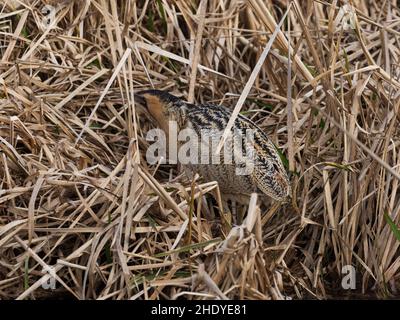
left=0, top=0, right=399, bottom=299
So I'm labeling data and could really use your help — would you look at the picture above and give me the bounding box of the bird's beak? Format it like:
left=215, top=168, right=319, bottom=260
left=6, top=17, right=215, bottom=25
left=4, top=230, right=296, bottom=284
left=134, top=92, right=147, bottom=108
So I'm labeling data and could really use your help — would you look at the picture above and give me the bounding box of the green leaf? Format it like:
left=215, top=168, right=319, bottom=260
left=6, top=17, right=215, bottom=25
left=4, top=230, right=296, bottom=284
left=146, top=9, right=155, bottom=32
left=384, top=212, right=400, bottom=242
left=156, top=0, right=167, bottom=33
left=53, top=124, right=60, bottom=135
left=146, top=214, right=158, bottom=228
left=246, top=98, right=273, bottom=111
left=342, top=48, right=351, bottom=73
left=304, top=63, right=317, bottom=77
left=319, top=118, right=326, bottom=129
left=104, top=241, right=113, bottom=264
left=274, top=145, right=289, bottom=171
left=89, top=122, right=102, bottom=129
left=88, top=58, right=101, bottom=69
left=312, top=107, right=319, bottom=116
left=161, top=56, right=180, bottom=73
left=21, top=27, right=29, bottom=39
left=323, top=162, right=353, bottom=171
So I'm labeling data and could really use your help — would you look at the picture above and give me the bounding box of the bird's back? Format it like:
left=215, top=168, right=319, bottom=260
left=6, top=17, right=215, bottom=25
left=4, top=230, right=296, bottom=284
left=135, top=90, right=291, bottom=201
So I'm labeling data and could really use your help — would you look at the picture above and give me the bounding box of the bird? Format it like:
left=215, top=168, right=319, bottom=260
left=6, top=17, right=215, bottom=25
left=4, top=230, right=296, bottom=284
left=135, top=89, right=291, bottom=203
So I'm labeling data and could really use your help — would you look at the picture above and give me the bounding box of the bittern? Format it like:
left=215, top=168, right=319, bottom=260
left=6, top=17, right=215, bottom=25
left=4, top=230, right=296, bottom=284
left=135, top=89, right=290, bottom=203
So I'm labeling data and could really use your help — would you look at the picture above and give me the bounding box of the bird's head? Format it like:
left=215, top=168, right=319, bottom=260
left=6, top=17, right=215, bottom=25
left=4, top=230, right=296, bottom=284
left=134, top=90, right=184, bottom=133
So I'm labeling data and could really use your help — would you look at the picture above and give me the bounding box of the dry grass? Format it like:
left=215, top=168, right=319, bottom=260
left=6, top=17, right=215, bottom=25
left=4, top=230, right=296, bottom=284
left=0, top=0, right=400, bottom=300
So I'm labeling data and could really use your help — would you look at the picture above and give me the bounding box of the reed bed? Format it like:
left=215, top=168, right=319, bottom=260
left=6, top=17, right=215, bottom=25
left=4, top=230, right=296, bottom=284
left=0, top=0, right=399, bottom=299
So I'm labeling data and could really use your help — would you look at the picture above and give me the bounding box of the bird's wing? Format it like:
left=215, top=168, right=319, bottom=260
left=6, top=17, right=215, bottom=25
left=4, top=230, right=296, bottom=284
left=236, top=115, right=290, bottom=201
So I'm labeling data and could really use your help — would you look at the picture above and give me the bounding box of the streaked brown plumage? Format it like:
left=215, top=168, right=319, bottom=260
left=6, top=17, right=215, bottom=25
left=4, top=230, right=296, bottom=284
left=135, top=89, right=291, bottom=202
